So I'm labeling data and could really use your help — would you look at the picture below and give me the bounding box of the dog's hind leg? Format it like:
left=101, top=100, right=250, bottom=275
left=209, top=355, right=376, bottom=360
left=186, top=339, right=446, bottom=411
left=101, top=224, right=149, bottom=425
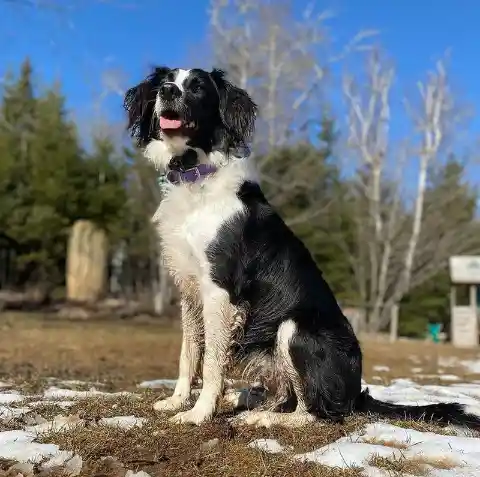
left=232, top=320, right=316, bottom=428
left=154, top=279, right=204, bottom=412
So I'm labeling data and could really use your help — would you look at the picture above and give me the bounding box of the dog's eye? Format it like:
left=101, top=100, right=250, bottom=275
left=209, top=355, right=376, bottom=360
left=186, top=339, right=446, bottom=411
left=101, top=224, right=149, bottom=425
left=189, top=78, right=201, bottom=91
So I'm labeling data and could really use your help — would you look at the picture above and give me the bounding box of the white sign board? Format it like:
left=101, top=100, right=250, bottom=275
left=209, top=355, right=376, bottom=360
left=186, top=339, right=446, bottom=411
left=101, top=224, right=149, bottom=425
left=451, top=306, right=479, bottom=348
left=449, top=256, right=480, bottom=284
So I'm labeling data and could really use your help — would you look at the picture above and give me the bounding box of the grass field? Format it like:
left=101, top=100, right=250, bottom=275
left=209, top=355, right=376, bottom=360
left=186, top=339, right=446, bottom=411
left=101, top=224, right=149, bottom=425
left=1, top=312, right=480, bottom=477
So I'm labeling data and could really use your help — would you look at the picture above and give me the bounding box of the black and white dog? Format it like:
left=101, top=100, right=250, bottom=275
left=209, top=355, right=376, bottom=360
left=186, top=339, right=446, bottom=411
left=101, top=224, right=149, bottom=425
left=124, top=66, right=480, bottom=428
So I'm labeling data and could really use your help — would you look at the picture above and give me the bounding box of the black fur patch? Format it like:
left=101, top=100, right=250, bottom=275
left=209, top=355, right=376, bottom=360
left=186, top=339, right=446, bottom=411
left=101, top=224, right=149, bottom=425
left=206, top=181, right=363, bottom=419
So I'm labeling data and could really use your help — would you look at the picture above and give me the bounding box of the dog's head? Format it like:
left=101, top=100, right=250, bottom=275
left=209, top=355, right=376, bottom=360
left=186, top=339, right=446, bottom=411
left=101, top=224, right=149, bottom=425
left=124, top=67, right=257, bottom=161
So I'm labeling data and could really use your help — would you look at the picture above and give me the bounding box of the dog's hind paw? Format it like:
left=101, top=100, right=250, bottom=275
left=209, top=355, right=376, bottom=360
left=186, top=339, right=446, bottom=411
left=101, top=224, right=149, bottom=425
left=153, top=395, right=191, bottom=412
left=230, top=410, right=315, bottom=428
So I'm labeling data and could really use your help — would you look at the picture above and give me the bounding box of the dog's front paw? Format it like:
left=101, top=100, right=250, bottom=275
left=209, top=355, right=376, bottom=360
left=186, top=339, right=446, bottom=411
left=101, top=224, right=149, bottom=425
left=169, top=403, right=213, bottom=425
left=154, top=395, right=191, bottom=412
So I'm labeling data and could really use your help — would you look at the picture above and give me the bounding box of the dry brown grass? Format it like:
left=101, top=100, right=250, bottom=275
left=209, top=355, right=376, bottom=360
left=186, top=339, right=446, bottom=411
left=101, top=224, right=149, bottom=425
left=368, top=453, right=458, bottom=476
left=362, top=437, right=409, bottom=449
left=386, top=418, right=457, bottom=435
left=1, top=312, right=479, bottom=392
left=37, top=408, right=367, bottom=477
left=0, top=313, right=478, bottom=476
left=0, top=312, right=182, bottom=391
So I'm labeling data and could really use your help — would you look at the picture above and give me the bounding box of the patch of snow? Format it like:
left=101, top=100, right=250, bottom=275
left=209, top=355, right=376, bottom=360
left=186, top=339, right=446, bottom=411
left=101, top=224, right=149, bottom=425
left=64, top=454, right=83, bottom=476
left=125, top=471, right=152, bottom=477
left=371, top=376, right=382, bottom=381
left=439, top=374, right=461, bottom=382
left=0, top=405, right=31, bottom=420
left=137, top=379, right=177, bottom=389
left=411, top=367, right=423, bottom=373
left=41, top=451, right=82, bottom=476
left=99, top=415, right=146, bottom=430
left=414, top=374, right=461, bottom=382
left=372, top=365, right=390, bottom=372
left=41, top=450, right=74, bottom=468
left=0, top=429, right=60, bottom=463
left=47, top=378, right=105, bottom=388
left=25, top=414, right=85, bottom=435
left=0, top=392, right=24, bottom=404
left=296, top=441, right=401, bottom=467
left=43, top=386, right=136, bottom=400
left=0, top=382, right=13, bottom=389
left=438, top=356, right=459, bottom=368
left=29, top=399, right=76, bottom=409
left=460, top=360, right=480, bottom=375
left=365, top=380, right=480, bottom=413
left=294, top=422, right=480, bottom=475
left=249, top=438, right=291, bottom=454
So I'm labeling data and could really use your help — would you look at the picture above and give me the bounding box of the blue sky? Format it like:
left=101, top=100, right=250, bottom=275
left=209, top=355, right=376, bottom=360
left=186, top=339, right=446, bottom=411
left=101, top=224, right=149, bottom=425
left=1, top=0, right=479, bottom=162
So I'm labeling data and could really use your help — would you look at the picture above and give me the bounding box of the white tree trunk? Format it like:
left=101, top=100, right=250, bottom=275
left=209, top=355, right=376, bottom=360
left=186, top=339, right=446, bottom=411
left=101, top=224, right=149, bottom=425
left=343, top=52, right=459, bottom=332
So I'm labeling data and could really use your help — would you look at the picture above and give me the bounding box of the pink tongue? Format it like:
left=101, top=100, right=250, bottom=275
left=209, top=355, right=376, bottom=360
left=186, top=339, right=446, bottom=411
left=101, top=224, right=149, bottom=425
left=160, top=116, right=182, bottom=129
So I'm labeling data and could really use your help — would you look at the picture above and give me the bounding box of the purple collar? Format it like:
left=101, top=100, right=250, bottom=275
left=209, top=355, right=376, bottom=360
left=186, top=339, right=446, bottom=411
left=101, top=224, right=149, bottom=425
left=166, top=164, right=217, bottom=185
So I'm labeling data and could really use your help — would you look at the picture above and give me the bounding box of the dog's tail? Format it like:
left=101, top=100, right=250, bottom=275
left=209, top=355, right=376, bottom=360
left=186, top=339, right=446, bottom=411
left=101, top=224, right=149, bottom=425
left=355, top=388, right=480, bottom=428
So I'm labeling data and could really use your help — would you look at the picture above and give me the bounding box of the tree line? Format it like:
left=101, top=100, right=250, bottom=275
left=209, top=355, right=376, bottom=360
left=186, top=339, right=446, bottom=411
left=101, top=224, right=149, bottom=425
left=1, top=0, right=480, bottom=338
left=0, top=59, right=160, bottom=304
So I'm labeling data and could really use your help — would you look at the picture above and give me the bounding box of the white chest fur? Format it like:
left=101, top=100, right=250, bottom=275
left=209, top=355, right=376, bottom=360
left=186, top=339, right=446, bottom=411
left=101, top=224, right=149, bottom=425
left=154, top=164, right=248, bottom=283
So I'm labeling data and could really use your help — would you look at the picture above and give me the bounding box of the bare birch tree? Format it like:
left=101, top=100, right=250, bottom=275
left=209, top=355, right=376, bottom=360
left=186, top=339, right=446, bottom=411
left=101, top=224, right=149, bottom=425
left=208, top=0, right=376, bottom=225
left=343, top=50, right=479, bottom=331
left=209, top=0, right=375, bottom=154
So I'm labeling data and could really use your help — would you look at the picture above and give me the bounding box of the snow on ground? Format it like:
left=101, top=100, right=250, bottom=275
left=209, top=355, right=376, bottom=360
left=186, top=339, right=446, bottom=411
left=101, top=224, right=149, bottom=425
left=43, top=386, right=137, bottom=400
left=436, top=355, right=480, bottom=375
left=0, top=382, right=153, bottom=476
left=0, top=429, right=62, bottom=463
left=2, top=378, right=480, bottom=476
left=251, top=421, right=480, bottom=475
left=461, top=360, right=480, bottom=375
left=0, top=392, right=24, bottom=404
left=372, top=365, right=390, bottom=372
left=98, top=415, right=147, bottom=430
left=294, top=422, right=480, bottom=475
left=29, top=400, right=76, bottom=409
left=137, top=378, right=177, bottom=389
left=250, top=421, right=480, bottom=476
left=0, top=405, right=31, bottom=420
left=410, top=374, right=461, bottom=382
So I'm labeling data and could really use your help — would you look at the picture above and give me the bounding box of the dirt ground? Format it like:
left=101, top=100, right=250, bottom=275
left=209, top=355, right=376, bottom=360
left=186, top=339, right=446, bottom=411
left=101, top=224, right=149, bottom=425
left=1, top=312, right=480, bottom=477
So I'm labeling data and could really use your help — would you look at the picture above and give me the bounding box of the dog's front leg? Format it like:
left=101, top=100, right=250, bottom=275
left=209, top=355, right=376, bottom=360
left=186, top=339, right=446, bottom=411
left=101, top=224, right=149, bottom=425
left=154, top=283, right=203, bottom=412
left=170, top=284, right=232, bottom=425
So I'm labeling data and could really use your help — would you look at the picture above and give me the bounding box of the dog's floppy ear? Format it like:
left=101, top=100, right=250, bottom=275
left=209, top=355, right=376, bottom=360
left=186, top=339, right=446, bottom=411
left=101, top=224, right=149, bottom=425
left=124, top=66, right=170, bottom=147
left=210, top=68, right=257, bottom=151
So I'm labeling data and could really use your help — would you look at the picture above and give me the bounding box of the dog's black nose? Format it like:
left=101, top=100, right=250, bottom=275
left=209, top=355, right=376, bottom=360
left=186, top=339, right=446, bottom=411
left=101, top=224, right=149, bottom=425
left=160, top=83, right=181, bottom=100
